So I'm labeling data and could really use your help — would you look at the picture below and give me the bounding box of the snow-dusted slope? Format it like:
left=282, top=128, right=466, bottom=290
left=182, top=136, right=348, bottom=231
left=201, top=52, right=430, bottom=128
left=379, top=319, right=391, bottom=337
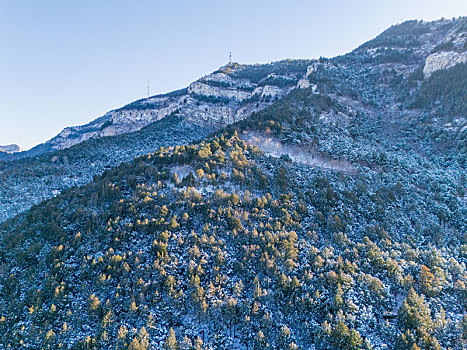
left=24, top=61, right=311, bottom=155
left=1, top=17, right=466, bottom=225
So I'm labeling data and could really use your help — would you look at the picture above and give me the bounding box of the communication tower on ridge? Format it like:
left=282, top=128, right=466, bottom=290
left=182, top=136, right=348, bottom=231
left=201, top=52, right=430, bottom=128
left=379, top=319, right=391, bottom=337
left=229, top=51, right=232, bottom=65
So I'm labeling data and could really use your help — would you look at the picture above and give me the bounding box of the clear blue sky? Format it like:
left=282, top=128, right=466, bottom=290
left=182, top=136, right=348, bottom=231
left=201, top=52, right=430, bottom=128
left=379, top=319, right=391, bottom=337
left=1, top=0, right=466, bottom=150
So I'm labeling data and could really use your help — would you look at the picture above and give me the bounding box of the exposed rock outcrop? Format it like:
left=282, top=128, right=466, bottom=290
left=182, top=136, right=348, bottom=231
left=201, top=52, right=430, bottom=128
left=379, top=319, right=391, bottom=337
left=423, top=51, right=467, bottom=77
left=297, top=62, right=321, bottom=89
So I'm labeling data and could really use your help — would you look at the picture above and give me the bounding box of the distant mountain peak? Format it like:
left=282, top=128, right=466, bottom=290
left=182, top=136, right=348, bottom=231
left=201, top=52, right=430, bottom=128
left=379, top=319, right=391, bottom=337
left=0, top=144, right=21, bottom=154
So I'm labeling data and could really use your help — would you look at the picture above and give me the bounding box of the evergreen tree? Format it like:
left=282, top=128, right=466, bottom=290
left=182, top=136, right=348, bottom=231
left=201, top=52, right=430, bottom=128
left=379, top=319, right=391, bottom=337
left=397, top=288, right=440, bottom=349
left=164, top=327, right=179, bottom=350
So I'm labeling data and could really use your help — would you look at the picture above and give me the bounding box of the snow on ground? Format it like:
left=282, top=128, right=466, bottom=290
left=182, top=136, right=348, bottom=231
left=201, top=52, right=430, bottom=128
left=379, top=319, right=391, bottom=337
left=243, top=132, right=356, bottom=173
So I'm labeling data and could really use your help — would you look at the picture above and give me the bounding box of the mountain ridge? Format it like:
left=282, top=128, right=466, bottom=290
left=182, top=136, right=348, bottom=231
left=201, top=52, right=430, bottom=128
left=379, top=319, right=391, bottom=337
left=3, top=60, right=312, bottom=161
left=0, top=17, right=465, bottom=224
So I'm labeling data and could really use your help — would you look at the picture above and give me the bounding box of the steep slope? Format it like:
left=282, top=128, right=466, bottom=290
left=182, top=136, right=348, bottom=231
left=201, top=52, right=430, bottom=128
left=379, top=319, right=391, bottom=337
left=4, top=60, right=311, bottom=160
left=237, top=17, right=467, bottom=166
left=0, top=129, right=465, bottom=349
left=0, top=17, right=466, bottom=350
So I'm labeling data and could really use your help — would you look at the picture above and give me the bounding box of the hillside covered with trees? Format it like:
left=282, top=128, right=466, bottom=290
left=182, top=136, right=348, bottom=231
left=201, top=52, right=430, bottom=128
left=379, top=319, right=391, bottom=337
left=0, top=17, right=466, bottom=350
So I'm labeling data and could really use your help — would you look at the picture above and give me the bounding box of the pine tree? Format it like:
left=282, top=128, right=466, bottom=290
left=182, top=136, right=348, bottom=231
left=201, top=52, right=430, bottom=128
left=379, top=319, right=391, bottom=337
left=164, top=327, right=179, bottom=350
left=193, top=336, right=203, bottom=350
left=276, top=167, right=288, bottom=192
left=462, top=314, right=467, bottom=341
left=253, top=330, right=268, bottom=350
left=397, top=288, right=440, bottom=349
left=419, top=265, right=435, bottom=296
left=180, top=336, right=192, bottom=350
left=212, top=332, right=227, bottom=350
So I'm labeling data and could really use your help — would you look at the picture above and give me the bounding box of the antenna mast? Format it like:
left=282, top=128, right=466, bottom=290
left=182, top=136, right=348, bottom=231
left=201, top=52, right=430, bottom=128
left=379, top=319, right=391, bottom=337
left=229, top=51, right=232, bottom=65
left=147, top=80, right=150, bottom=98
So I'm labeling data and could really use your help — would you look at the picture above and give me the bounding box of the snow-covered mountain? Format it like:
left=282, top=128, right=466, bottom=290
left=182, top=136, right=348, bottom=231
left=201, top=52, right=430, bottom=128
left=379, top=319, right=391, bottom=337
left=17, top=60, right=311, bottom=157
left=7, top=16, right=467, bottom=161
left=0, top=17, right=467, bottom=349
left=1, top=18, right=466, bottom=224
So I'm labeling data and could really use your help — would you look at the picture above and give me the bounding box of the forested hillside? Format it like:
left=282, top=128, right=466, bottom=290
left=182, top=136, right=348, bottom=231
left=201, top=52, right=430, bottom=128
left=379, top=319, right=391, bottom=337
left=0, top=116, right=210, bottom=222
left=0, top=129, right=465, bottom=349
left=0, top=17, right=466, bottom=350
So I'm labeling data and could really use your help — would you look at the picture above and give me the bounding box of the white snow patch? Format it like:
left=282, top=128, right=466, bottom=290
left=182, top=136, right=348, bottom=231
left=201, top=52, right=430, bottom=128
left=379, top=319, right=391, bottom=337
left=171, top=165, right=194, bottom=179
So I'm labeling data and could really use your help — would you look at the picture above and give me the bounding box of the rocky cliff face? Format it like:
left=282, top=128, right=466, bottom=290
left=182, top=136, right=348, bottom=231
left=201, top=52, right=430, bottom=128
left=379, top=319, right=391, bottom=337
left=423, top=50, right=467, bottom=77
left=422, top=19, right=467, bottom=78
